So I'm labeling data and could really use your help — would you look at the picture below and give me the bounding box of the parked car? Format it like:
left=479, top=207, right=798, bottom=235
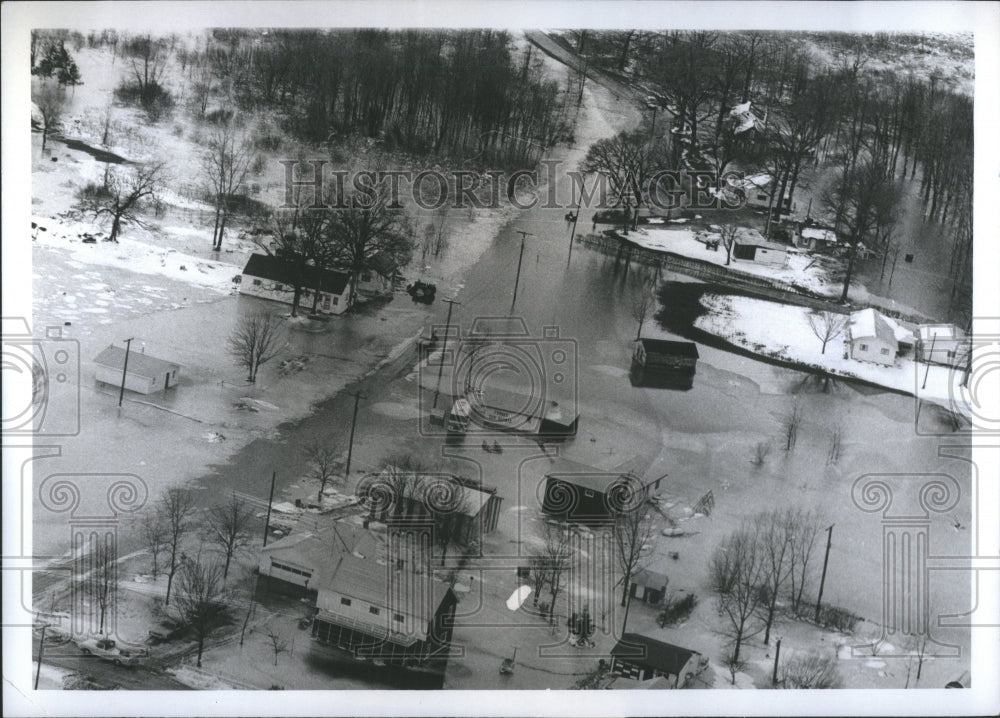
left=147, top=619, right=185, bottom=644
left=76, top=637, right=148, bottom=666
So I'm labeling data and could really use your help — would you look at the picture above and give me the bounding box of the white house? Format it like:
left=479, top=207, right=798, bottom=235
left=736, top=173, right=795, bottom=214
left=731, top=228, right=788, bottom=267
left=916, top=324, right=971, bottom=367
left=239, top=253, right=352, bottom=315
left=848, top=308, right=898, bottom=366
left=94, top=345, right=180, bottom=395
left=797, top=226, right=840, bottom=251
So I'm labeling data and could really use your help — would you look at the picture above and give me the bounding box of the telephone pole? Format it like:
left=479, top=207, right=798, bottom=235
left=510, top=230, right=532, bottom=314
left=35, top=623, right=48, bottom=689
left=344, top=391, right=365, bottom=481
left=433, top=298, right=460, bottom=409
left=567, top=203, right=581, bottom=263
left=118, top=337, right=134, bottom=407
left=771, top=636, right=782, bottom=686
left=814, top=524, right=834, bottom=624
left=262, top=471, right=277, bottom=547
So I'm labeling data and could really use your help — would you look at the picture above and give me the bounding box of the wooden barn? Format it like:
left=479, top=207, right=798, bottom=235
left=630, top=338, right=699, bottom=390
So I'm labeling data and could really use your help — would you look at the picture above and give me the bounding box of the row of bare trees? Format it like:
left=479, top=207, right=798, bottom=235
left=711, top=508, right=823, bottom=677
left=180, top=29, right=572, bottom=169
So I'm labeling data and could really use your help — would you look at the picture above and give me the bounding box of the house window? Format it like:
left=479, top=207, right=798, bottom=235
left=322, top=295, right=331, bottom=310
left=393, top=613, right=404, bottom=623
left=332, top=296, right=339, bottom=305
left=396, top=559, right=405, bottom=571
left=756, top=193, right=768, bottom=201
left=252, top=279, right=262, bottom=287
left=369, top=606, right=381, bottom=616
left=859, top=343, right=869, bottom=352
left=340, top=597, right=352, bottom=606
left=275, top=283, right=284, bottom=291
left=361, top=272, right=372, bottom=282
left=880, top=348, right=890, bottom=356
left=947, top=350, right=955, bottom=358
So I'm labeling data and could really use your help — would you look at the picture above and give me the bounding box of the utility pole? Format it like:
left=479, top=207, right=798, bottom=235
left=118, top=337, right=134, bottom=407
left=35, top=623, right=48, bottom=689
left=814, top=524, right=834, bottom=624
left=262, top=471, right=276, bottom=547
left=343, top=391, right=365, bottom=481
left=433, top=298, right=460, bottom=409
left=567, top=203, right=580, bottom=263
left=771, top=636, right=782, bottom=686
left=921, top=333, right=937, bottom=390
left=510, top=230, right=532, bottom=314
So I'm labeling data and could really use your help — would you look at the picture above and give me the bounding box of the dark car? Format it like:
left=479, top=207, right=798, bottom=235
left=147, top=619, right=185, bottom=644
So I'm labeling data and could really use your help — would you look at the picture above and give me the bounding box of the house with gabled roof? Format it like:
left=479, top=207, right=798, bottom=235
left=540, top=457, right=665, bottom=524
left=848, top=308, right=899, bottom=366
left=610, top=633, right=704, bottom=687
left=94, top=344, right=180, bottom=395
left=239, top=253, right=352, bottom=315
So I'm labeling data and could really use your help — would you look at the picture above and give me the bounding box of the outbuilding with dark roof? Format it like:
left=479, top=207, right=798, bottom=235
left=610, top=633, right=704, bottom=687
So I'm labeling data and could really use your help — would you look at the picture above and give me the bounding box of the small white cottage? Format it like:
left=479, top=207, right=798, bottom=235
left=848, top=308, right=898, bottom=366
left=94, top=345, right=180, bottom=394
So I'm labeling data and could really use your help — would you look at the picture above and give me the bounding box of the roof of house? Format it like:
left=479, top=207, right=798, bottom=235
left=850, top=308, right=897, bottom=346
left=631, top=568, right=669, bottom=591
left=917, top=323, right=965, bottom=341
left=801, top=227, right=839, bottom=243
left=242, top=253, right=350, bottom=295
left=734, top=227, right=788, bottom=252
left=882, top=314, right=917, bottom=345
left=611, top=633, right=698, bottom=676
left=637, top=338, right=699, bottom=358
left=93, top=345, right=180, bottom=379
left=260, top=520, right=387, bottom=578
left=543, top=457, right=630, bottom=494
left=317, top=552, right=453, bottom=622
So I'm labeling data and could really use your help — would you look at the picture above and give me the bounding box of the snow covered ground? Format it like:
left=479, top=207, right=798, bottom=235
left=623, top=226, right=843, bottom=297
left=693, top=293, right=968, bottom=416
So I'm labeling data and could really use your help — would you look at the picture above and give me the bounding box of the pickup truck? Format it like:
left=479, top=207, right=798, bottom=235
left=76, top=637, right=148, bottom=666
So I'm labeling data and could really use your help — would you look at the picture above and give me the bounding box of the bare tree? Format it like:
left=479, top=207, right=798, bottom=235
left=580, top=130, right=667, bottom=234
left=627, top=275, right=656, bottom=341
left=304, top=441, right=341, bottom=503
left=778, top=651, right=842, bottom=689
left=207, top=493, right=255, bottom=581
left=33, top=84, right=66, bottom=151
left=783, top=399, right=803, bottom=452
left=266, top=628, right=290, bottom=666
left=754, top=511, right=793, bottom=646
left=807, top=311, right=848, bottom=355
left=173, top=559, right=230, bottom=667
left=138, top=508, right=168, bottom=579
left=614, top=502, right=654, bottom=633
left=785, top=509, right=820, bottom=615
left=537, top=523, right=573, bottom=626
left=903, top=631, right=930, bottom=687
left=92, top=535, right=116, bottom=635
left=159, top=487, right=196, bottom=607
left=420, top=478, right=469, bottom=567
left=718, top=224, right=739, bottom=266
left=81, top=162, right=165, bottom=242
left=711, top=526, right=766, bottom=671
left=227, top=310, right=285, bottom=383
left=827, top=424, right=844, bottom=465
left=328, top=179, right=413, bottom=307
left=203, top=122, right=256, bottom=251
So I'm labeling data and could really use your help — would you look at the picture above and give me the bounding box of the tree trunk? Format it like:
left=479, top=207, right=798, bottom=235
left=196, top=636, right=204, bottom=667
left=110, top=215, right=122, bottom=243
left=840, top=246, right=857, bottom=303
left=165, top=567, right=175, bottom=606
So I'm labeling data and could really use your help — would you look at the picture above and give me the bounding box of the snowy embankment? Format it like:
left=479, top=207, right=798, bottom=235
left=694, top=293, right=966, bottom=415
left=32, top=214, right=239, bottom=293
left=624, top=226, right=842, bottom=297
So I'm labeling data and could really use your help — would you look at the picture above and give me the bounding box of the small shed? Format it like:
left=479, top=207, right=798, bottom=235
left=630, top=338, right=699, bottom=390
left=610, top=633, right=703, bottom=687
left=848, top=308, right=898, bottom=366
left=732, top=230, right=789, bottom=267
left=541, top=458, right=645, bottom=524
left=629, top=568, right=669, bottom=605
left=94, top=345, right=180, bottom=395
left=916, top=324, right=971, bottom=368
left=798, top=226, right=840, bottom=251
